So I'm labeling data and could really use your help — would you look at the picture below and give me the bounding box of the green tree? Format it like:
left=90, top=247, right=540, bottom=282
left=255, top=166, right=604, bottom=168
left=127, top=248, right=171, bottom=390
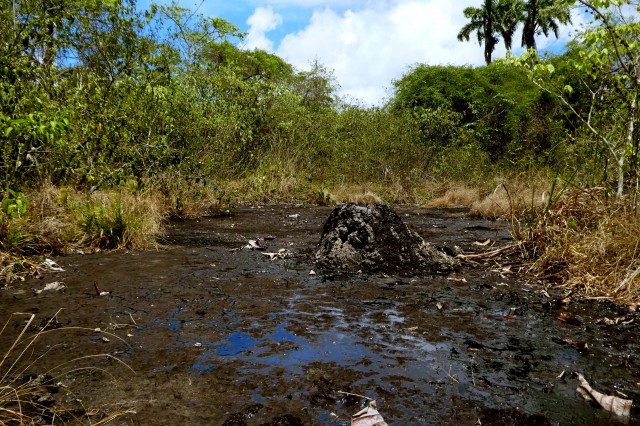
left=521, top=0, right=572, bottom=50
left=495, top=0, right=524, bottom=50
left=508, top=0, right=640, bottom=202
left=458, top=0, right=526, bottom=63
left=390, top=63, right=561, bottom=163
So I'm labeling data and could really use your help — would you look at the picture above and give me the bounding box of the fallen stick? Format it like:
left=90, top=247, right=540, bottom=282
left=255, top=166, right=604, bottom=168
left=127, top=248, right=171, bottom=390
left=459, top=243, right=522, bottom=261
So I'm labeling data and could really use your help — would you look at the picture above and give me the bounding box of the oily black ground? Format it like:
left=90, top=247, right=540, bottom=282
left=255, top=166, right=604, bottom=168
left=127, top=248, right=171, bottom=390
left=1, top=205, right=639, bottom=425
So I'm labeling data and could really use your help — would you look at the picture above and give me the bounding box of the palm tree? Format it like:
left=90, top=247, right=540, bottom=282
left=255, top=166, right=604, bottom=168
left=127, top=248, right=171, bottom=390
left=458, top=0, right=523, bottom=64
left=521, top=0, right=572, bottom=50
left=457, top=0, right=499, bottom=65
left=495, top=0, right=524, bottom=51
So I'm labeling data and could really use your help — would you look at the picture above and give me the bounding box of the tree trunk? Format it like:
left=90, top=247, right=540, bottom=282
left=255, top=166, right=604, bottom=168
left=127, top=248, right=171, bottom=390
left=616, top=154, right=625, bottom=203
left=484, top=0, right=495, bottom=64
left=625, top=94, right=637, bottom=204
left=523, top=0, right=537, bottom=50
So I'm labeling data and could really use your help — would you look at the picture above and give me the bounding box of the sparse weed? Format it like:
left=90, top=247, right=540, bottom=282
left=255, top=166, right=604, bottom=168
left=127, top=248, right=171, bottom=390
left=427, top=185, right=480, bottom=208
left=312, top=188, right=335, bottom=206
left=0, top=215, right=35, bottom=254
left=0, top=311, right=135, bottom=425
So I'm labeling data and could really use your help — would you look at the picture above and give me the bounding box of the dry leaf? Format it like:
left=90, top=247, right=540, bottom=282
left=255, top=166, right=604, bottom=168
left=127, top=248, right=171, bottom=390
left=552, top=336, right=589, bottom=352
left=436, top=301, right=443, bottom=310
left=556, top=313, right=581, bottom=325
left=576, top=373, right=632, bottom=417
left=473, top=239, right=492, bottom=246
left=447, top=276, right=467, bottom=283
left=351, top=401, right=388, bottom=426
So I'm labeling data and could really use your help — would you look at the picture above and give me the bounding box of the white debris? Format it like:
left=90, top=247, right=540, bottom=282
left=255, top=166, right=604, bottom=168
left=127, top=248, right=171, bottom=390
left=351, top=401, right=388, bottom=426
left=262, top=249, right=292, bottom=260
left=33, top=281, right=66, bottom=294
left=576, top=373, right=632, bottom=417
left=42, top=258, right=64, bottom=272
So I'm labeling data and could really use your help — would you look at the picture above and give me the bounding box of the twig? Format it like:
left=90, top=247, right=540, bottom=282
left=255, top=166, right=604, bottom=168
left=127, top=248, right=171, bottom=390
left=337, top=391, right=372, bottom=401
left=615, top=263, right=640, bottom=293
left=470, top=357, right=476, bottom=387
left=447, top=364, right=459, bottom=384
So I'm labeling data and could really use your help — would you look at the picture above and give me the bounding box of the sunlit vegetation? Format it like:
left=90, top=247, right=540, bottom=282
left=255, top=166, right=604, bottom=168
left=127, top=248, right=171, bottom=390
left=1, top=0, right=639, bottom=301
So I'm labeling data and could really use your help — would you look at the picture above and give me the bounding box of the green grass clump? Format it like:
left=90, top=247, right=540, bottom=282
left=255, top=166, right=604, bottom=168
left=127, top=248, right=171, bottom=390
left=69, top=191, right=164, bottom=250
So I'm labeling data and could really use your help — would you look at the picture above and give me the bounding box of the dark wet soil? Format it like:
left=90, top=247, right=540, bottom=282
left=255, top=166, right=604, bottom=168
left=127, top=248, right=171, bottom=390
left=2, top=205, right=640, bottom=425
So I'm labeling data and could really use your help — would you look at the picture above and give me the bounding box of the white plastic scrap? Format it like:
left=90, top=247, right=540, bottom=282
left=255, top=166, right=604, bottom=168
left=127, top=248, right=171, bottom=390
left=231, top=239, right=265, bottom=252
left=245, top=240, right=262, bottom=250
left=42, top=258, right=64, bottom=272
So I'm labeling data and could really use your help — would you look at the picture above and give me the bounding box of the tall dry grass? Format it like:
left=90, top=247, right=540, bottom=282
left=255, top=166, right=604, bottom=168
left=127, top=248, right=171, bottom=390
left=28, top=184, right=167, bottom=251
left=1, top=184, right=168, bottom=281
left=519, top=187, right=640, bottom=303
left=426, top=175, right=551, bottom=217
left=426, top=176, right=640, bottom=303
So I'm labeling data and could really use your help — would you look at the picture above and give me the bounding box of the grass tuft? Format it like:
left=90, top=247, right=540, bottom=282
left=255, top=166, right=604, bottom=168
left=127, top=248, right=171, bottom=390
left=68, top=191, right=164, bottom=250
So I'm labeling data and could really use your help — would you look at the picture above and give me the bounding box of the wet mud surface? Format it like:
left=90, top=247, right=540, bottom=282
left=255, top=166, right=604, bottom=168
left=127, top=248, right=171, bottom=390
left=2, top=205, right=640, bottom=425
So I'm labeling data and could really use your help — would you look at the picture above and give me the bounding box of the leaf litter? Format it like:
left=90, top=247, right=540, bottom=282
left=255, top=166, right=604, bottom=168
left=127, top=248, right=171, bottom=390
left=576, top=373, right=632, bottom=417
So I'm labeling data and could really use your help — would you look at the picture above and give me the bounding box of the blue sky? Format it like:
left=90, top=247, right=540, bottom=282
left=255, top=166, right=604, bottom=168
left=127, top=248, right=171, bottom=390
left=138, top=1, right=584, bottom=105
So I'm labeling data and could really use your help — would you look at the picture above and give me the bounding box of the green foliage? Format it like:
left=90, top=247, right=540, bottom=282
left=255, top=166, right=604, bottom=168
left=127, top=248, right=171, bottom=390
left=507, top=0, right=640, bottom=201
left=1, top=189, right=28, bottom=219
left=72, top=192, right=159, bottom=249
left=78, top=199, right=128, bottom=249
left=0, top=0, right=608, bottom=260
left=0, top=190, right=33, bottom=254
left=390, top=63, right=566, bottom=165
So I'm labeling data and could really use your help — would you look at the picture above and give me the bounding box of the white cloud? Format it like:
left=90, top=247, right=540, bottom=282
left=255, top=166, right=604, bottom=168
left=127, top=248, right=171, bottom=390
left=264, top=0, right=577, bottom=105
left=245, top=6, right=283, bottom=51
left=257, top=0, right=364, bottom=7
left=276, top=1, right=491, bottom=105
